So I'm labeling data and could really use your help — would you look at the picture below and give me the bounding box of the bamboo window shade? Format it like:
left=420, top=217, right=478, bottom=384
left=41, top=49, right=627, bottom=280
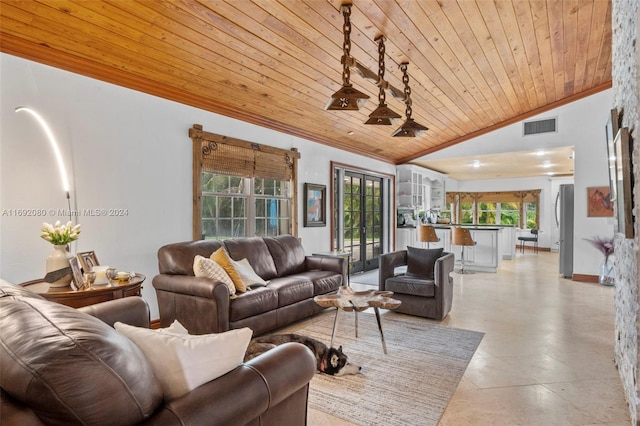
left=191, top=124, right=300, bottom=181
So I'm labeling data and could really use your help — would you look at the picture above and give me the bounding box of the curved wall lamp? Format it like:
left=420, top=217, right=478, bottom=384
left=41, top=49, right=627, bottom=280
left=15, top=107, right=72, bottom=215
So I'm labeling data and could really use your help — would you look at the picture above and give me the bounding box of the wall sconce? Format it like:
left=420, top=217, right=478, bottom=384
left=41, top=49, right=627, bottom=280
left=365, top=36, right=401, bottom=125
left=325, top=4, right=369, bottom=111
left=392, top=63, right=428, bottom=137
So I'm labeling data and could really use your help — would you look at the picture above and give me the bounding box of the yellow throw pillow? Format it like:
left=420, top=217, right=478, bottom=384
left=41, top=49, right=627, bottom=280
left=210, top=247, right=248, bottom=292
left=193, top=255, right=237, bottom=298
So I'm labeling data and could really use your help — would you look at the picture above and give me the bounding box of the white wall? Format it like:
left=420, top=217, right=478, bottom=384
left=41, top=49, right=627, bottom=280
left=430, top=90, right=615, bottom=277
left=0, top=53, right=395, bottom=319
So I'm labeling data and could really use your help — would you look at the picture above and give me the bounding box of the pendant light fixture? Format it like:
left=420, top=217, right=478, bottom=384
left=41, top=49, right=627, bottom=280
left=392, top=63, right=429, bottom=137
left=325, top=4, right=369, bottom=111
left=365, top=36, right=401, bottom=125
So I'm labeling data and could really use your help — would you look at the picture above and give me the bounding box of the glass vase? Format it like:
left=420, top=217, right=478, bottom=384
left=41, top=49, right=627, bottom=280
left=599, top=256, right=615, bottom=286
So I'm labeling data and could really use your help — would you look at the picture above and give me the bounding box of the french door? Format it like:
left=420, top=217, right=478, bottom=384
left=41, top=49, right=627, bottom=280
left=342, top=172, right=383, bottom=273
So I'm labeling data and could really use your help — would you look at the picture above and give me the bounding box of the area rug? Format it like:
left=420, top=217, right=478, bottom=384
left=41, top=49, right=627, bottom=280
left=289, top=311, right=484, bottom=425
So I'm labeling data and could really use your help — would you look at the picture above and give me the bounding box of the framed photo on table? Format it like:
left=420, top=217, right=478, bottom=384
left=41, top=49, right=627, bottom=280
left=304, top=183, right=326, bottom=227
left=77, top=251, right=99, bottom=273
left=69, top=256, right=85, bottom=291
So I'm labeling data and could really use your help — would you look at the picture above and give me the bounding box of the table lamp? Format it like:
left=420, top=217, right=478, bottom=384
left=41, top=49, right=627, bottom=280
left=417, top=225, right=439, bottom=248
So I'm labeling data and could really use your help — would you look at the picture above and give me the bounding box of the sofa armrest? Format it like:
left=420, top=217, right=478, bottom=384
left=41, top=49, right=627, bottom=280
left=378, top=250, right=408, bottom=291
left=79, top=296, right=150, bottom=328
left=305, top=255, right=346, bottom=284
left=434, top=252, right=455, bottom=319
left=142, top=343, right=316, bottom=426
left=152, top=274, right=231, bottom=334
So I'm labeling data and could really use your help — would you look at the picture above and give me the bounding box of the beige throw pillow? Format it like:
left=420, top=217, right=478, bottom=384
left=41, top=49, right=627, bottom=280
left=115, top=321, right=253, bottom=401
left=193, top=255, right=237, bottom=298
left=232, top=258, right=270, bottom=288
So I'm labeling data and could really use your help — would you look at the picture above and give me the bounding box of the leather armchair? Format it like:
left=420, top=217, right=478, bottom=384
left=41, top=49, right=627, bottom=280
left=0, top=281, right=316, bottom=426
left=379, top=249, right=454, bottom=320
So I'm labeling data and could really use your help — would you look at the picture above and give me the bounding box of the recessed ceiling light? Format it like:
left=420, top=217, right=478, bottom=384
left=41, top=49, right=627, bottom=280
left=348, top=131, right=355, bottom=136
left=542, top=161, right=552, bottom=168
left=536, top=150, right=545, bottom=156
left=547, top=172, right=555, bottom=176
left=472, top=160, right=480, bottom=168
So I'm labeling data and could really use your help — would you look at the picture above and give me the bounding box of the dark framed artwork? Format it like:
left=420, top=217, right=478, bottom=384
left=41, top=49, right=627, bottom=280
left=304, top=183, right=326, bottom=227
left=605, top=108, right=619, bottom=202
left=587, top=186, right=614, bottom=217
left=77, top=251, right=99, bottom=273
left=614, top=127, right=634, bottom=238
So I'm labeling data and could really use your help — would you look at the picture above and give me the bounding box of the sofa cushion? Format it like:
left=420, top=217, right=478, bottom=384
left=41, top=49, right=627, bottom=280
left=0, top=297, right=162, bottom=426
left=210, top=247, right=248, bottom=292
left=158, top=240, right=224, bottom=275
left=115, top=322, right=252, bottom=401
left=385, top=275, right=436, bottom=297
left=406, top=247, right=444, bottom=280
left=264, top=235, right=306, bottom=277
left=229, top=287, right=279, bottom=322
left=288, top=271, right=342, bottom=295
left=233, top=258, right=270, bottom=287
left=267, top=276, right=314, bottom=307
left=194, top=255, right=237, bottom=298
left=223, top=237, right=279, bottom=280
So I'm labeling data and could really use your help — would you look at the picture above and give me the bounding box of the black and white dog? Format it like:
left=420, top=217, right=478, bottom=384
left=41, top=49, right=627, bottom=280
left=245, top=333, right=361, bottom=376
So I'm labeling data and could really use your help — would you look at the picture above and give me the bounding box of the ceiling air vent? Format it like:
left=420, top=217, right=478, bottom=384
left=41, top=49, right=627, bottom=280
left=523, top=118, right=557, bottom=136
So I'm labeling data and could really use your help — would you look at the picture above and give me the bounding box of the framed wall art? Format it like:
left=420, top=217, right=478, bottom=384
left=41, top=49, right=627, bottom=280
left=614, top=127, right=634, bottom=238
left=77, top=251, right=99, bottom=273
left=304, top=183, right=326, bottom=227
left=587, top=186, right=614, bottom=217
left=605, top=108, right=619, bottom=202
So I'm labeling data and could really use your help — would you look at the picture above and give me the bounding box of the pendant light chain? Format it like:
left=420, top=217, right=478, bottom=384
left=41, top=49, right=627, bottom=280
left=341, top=5, right=352, bottom=86
left=377, top=37, right=386, bottom=105
left=401, top=63, right=413, bottom=119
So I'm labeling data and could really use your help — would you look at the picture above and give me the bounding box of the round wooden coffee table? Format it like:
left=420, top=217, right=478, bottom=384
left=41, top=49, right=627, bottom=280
left=314, top=286, right=401, bottom=354
left=20, top=274, right=145, bottom=309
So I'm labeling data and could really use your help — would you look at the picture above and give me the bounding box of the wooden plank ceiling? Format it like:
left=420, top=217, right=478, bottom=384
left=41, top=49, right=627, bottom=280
left=0, top=0, right=612, bottom=165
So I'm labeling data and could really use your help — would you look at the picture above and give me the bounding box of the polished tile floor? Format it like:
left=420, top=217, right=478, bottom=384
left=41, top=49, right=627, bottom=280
left=308, top=250, right=630, bottom=425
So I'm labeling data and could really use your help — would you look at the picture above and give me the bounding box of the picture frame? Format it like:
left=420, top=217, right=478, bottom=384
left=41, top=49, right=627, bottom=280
left=614, top=127, right=634, bottom=238
left=587, top=186, right=614, bottom=217
left=77, top=251, right=99, bottom=273
left=605, top=108, right=619, bottom=202
left=304, top=183, right=326, bottom=227
left=69, top=256, right=85, bottom=291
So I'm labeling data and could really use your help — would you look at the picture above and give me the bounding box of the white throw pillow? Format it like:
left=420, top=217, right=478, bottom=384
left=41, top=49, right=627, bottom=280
left=232, top=258, right=270, bottom=287
left=114, top=322, right=252, bottom=401
left=193, top=255, right=237, bottom=298
left=159, top=319, right=189, bottom=335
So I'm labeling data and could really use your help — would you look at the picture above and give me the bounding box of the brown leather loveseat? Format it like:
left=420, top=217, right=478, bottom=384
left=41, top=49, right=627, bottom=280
left=0, top=280, right=316, bottom=426
left=153, top=235, right=345, bottom=335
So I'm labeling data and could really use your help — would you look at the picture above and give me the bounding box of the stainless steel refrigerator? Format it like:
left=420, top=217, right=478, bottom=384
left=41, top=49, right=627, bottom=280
left=556, top=184, right=574, bottom=278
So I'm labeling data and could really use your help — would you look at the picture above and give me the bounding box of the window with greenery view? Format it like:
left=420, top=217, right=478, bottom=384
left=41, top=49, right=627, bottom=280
left=460, top=202, right=474, bottom=224
left=524, top=202, right=537, bottom=229
left=190, top=125, right=299, bottom=241
left=478, top=202, right=497, bottom=224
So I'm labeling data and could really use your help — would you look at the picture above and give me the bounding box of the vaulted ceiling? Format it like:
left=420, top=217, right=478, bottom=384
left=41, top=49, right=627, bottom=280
left=0, top=0, right=612, bottom=166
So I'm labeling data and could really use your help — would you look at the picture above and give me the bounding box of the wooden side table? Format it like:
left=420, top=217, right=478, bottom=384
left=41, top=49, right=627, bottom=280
left=20, top=274, right=145, bottom=309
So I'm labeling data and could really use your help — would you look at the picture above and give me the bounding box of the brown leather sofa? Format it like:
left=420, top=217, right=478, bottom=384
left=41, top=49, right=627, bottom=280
left=153, top=235, right=345, bottom=335
left=0, top=280, right=316, bottom=426
left=379, top=249, right=455, bottom=320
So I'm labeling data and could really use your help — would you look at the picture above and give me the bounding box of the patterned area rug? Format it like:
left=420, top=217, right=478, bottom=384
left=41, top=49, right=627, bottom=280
left=288, top=311, right=483, bottom=426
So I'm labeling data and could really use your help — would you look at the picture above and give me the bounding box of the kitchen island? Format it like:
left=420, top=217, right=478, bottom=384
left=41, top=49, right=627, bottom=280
left=397, top=224, right=517, bottom=273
